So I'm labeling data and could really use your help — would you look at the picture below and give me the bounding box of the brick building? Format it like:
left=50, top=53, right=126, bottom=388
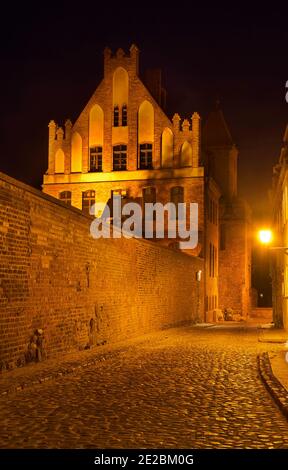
left=42, top=45, right=251, bottom=320
left=203, top=106, right=252, bottom=317
left=271, top=125, right=288, bottom=329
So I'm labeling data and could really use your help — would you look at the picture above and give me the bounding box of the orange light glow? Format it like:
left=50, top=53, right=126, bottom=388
left=258, top=229, right=273, bottom=245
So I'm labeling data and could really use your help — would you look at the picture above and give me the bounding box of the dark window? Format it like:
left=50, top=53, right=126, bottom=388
left=122, top=105, right=127, bottom=126
left=143, top=186, right=156, bottom=204
left=113, top=106, right=119, bottom=127
left=214, top=203, right=218, bottom=225
left=220, top=224, right=226, bottom=250
left=209, top=199, right=213, bottom=222
left=59, top=191, right=72, bottom=206
left=209, top=243, right=216, bottom=278
left=113, top=145, right=127, bottom=171
left=89, top=147, right=102, bottom=172
left=139, top=143, right=153, bottom=169
left=214, top=247, right=217, bottom=276
left=82, top=190, right=95, bottom=215
left=170, top=186, right=184, bottom=219
left=209, top=243, right=212, bottom=277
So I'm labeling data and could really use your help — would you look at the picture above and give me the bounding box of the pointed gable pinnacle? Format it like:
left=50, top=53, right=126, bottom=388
left=172, top=113, right=181, bottom=131
left=56, top=127, right=64, bottom=142
left=116, top=48, right=125, bottom=59
left=103, top=47, right=112, bottom=59
left=182, top=119, right=190, bottom=132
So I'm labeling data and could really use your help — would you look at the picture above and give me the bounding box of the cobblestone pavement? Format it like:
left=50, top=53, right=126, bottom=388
left=1, top=324, right=288, bottom=449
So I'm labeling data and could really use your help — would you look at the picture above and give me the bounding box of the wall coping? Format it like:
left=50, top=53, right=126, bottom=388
left=0, top=171, right=203, bottom=262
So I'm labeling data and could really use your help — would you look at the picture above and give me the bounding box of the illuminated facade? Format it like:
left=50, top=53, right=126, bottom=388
left=271, top=125, right=288, bottom=329
left=42, top=45, right=251, bottom=319
left=42, top=45, right=205, bottom=254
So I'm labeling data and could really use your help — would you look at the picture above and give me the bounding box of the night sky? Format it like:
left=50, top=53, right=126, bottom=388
left=0, top=2, right=287, bottom=224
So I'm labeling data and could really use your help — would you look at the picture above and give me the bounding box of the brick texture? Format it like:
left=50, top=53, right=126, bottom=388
left=0, top=172, right=204, bottom=371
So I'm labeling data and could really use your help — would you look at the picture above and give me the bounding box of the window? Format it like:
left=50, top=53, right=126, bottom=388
left=209, top=243, right=212, bottom=277
left=220, top=224, right=226, bottom=250
left=113, top=106, right=119, bottom=127
left=208, top=197, right=218, bottom=225
left=214, top=247, right=217, bottom=276
left=170, top=186, right=184, bottom=219
left=143, top=186, right=156, bottom=204
left=122, top=105, right=127, bottom=126
left=209, top=243, right=216, bottom=277
left=82, top=190, right=95, bottom=216
left=139, top=143, right=153, bottom=169
left=110, top=189, right=127, bottom=221
left=59, top=191, right=71, bottom=206
left=89, top=146, right=102, bottom=172
left=55, top=149, right=65, bottom=173
left=113, top=145, right=127, bottom=171
left=214, top=202, right=218, bottom=225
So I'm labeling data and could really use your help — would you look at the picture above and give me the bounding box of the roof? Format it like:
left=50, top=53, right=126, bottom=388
left=203, top=106, right=234, bottom=148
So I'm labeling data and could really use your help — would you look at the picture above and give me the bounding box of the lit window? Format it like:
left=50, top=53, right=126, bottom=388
left=59, top=191, right=72, bottom=206
left=89, top=147, right=102, bottom=172
left=82, top=190, right=95, bottom=215
left=139, top=143, right=153, bottom=169
left=122, top=105, right=127, bottom=126
left=113, top=145, right=127, bottom=171
left=113, top=106, right=119, bottom=127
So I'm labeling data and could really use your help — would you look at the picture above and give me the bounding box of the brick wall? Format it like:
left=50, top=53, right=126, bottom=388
left=218, top=200, right=251, bottom=316
left=0, top=172, right=204, bottom=371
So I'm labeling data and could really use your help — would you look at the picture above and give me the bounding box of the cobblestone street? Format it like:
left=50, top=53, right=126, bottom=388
left=1, top=325, right=288, bottom=449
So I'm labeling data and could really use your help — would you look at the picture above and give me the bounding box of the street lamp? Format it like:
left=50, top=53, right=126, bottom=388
left=257, top=228, right=288, bottom=254
left=258, top=229, right=273, bottom=245
left=257, top=228, right=288, bottom=328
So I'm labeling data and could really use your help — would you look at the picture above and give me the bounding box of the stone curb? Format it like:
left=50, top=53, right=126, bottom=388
left=0, top=346, right=130, bottom=397
left=258, top=352, right=288, bottom=419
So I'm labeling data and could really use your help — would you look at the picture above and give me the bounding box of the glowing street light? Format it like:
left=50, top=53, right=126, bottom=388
left=258, top=229, right=273, bottom=245
left=257, top=228, right=288, bottom=255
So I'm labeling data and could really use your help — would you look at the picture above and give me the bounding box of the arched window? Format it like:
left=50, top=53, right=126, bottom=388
left=161, top=128, right=173, bottom=168
left=122, top=104, right=127, bottom=126
left=55, top=148, right=65, bottom=173
left=89, top=104, right=104, bottom=147
left=59, top=191, right=71, bottom=206
left=138, top=100, right=154, bottom=143
left=113, top=67, right=128, bottom=127
left=71, top=132, right=82, bottom=173
left=89, top=105, right=104, bottom=172
left=113, top=106, right=119, bottom=127
left=180, top=141, right=192, bottom=167
left=113, top=68, right=128, bottom=105
left=82, top=190, right=95, bottom=215
left=138, top=101, right=154, bottom=168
